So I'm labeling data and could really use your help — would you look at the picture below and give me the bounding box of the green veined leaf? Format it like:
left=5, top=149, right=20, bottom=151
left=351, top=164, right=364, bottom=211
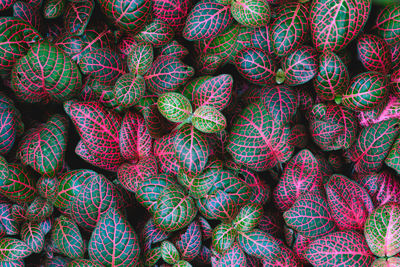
left=237, top=229, right=281, bottom=261
left=192, top=106, right=227, bottom=133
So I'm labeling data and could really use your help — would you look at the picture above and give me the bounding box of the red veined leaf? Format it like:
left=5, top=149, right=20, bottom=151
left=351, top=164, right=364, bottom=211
left=283, top=191, right=336, bottom=238
left=0, top=107, right=17, bottom=155
left=310, top=0, right=371, bottom=52
left=391, top=43, right=400, bottom=71
left=375, top=4, right=400, bottom=45
left=231, top=0, right=270, bottom=28
left=180, top=76, right=211, bottom=104
left=346, top=118, right=400, bottom=174
left=192, top=106, right=227, bottom=134
left=160, top=41, right=189, bottom=60
left=305, top=230, right=374, bottom=266
left=20, top=222, right=44, bottom=253
left=119, top=111, right=152, bottom=161
left=386, top=136, right=400, bottom=174
left=357, top=34, right=391, bottom=74
left=214, top=242, right=247, bottom=267
left=365, top=203, right=400, bottom=257
left=135, top=18, right=174, bottom=48
left=157, top=92, right=193, bottom=123
left=325, top=174, right=374, bottom=231
left=273, top=149, right=322, bottom=211
left=283, top=227, right=311, bottom=264
left=314, top=50, right=349, bottom=101
left=227, top=101, right=294, bottom=172
left=144, top=55, right=194, bottom=95
left=183, top=0, right=233, bottom=41
left=195, top=54, right=224, bottom=75
left=175, top=220, right=202, bottom=261
left=237, top=229, right=281, bottom=261
left=64, top=0, right=94, bottom=36
left=113, top=73, right=145, bottom=109
left=235, top=47, right=277, bottom=85
left=142, top=218, right=169, bottom=248
left=0, top=238, right=32, bottom=261
left=269, top=2, right=308, bottom=57
left=0, top=204, right=18, bottom=235
left=144, top=247, right=162, bottom=266
left=288, top=124, right=308, bottom=149
left=75, top=140, right=119, bottom=171
left=25, top=197, right=53, bottom=222
left=251, top=25, right=274, bottom=55
left=161, top=240, right=180, bottom=264
left=97, top=0, right=151, bottom=33
left=232, top=203, right=263, bottom=232
left=127, top=41, right=153, bottom=75
left=174, top=124, right=210, bottom=176
left=88, top=207, right=141, bottom=266
left=17, top=114, right=68, bottom=177
left=212, top=223, right=236, bottom=254
left=228, top=26, right=253, bottom=63
left=153, top=0, right=192, bottom=32
left=64, top=100, right=123, bottom=169
left=117, top=156, right=158, bottom=193
left=192, top=74, right=233, bottom=111
left=11, top=41, right=81, bottom=103
left=43, top=0, right=65, bottom=18
left=263, top=243, right=299, bottom=267
left=52, top=216, right=84, bottom=259
left=144, top=103, right=176, bottom=138
left=154, top=184, right=197, bottom=232
left=13, top=1, right=41, bottom=29
left=154, top=132, right=180, bottom=175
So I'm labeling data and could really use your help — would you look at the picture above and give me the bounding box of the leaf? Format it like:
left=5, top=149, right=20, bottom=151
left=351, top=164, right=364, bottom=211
left=0, top=238, right=32, bottom=261
left=237, top=229, right=281, bottom=261
left=43, top=0, right=65, bottom=18
left=314, top=51, right=349, bottom=101
left=20, top=222, right=44, bottom=253
left=376, top=4, right=400, bottom=45
left=251, top=25, right=274, bottom=55
left=305, top=230, right=375, bottom=266
left=119, top=111, right=152, bottom=161
left=325, top=174, right=374, bottom=231
left=175, top=221, right=202, bottom=261
left=192, top=74, right=233, bottom=111
left=232, top=203, right=263, bottom=232
left=64, top=0, right=94, bottom=35
left=161, top=241, right=180, bottom=264
left=13, top=1, right=41, bottom=29
left=227, top=101, right=294, bottom=171
left=192, top=106, right=227, bottom=134
left=127, top=41, right=153, bottom=75
left=283, top=191, right=336, bottom=238
left=64, top=100, right=123, bottom=169
left=144, top=247, right=162, bottom=266
left=347, top=118, right=400, bottom=174
left=17, top=114, right=68, bottom=177
left=11, top=41, right=81, bottom=103
left=145, top=56, right=194, bottom=95
left=196, top=54, right=224, bottom=75
left=154, top=133, right=180, bottom=175
left=153, top=0, right=192, bottom=32
left=25, top=197, right=53, bottom=222
left=235, top=47, right=276, bottom=85
left=135, top=18, right=174, bottom=48
left=212, top=223, right=236, bottom=254
left=281, top=46, right=318, bottom=86
left=161, top=41, right=189, bottom=60
left=231, top=0, right=270, bottom=27
left=372, top=257, right=400, bottom=267
left=364, top=203, right=400, bottom=257
left=113, top=73, right=145, bottom=109
left=157, top=92, right=193, bottom=123
left=78, top=48, right=125, bottom=86
left=310, top=0, right=371, bottom=52
left=0, top=108, right=17, bottom=155
left=144, top=104, right=176, bottom=138
left=52, top=216, right=84, bottom=259
left=183, top=0, right=233, bottom=41
left=342, top=72, right=388, bottom=111
left=269, top=2, right=308, bottom=56
left=88, top=207, right=141, bottom=267
left=154, top=184, right=197, bottom=232
left=75, top=140, right=119, bottom=171
left=0, top=163, right=37, bottom=203
left=0, top=204, right=18, bottom=236
left=174, top=124, right=210, bottom=175
left=215, top=242, right=247, bottom=267
left=262, top=85, right=298, bottom=126
left=357, top=34, right=391, bottom=74
left=97, top=0, right=152, bottom=33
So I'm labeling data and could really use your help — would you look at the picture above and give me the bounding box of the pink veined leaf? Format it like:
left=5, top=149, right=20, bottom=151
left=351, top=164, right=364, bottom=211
left=160, top=40, right=189, bottom=60
left=183, top=0, right=233, bottom=41
left=134, top=18, right=174, bottom=48
left=153, top=132, right=180, bottom=175
left=64, top=100, right=123, bottom=169
left=13, top=1, right=41, bottom=29
left=325, top=174, right=374, bottom=231
left=263, top=242, right=299, bottom=267
left=51, top=216, right=84, bottom=259
left=75, top=140, right=119, bottom=172
left=372, top=257, right=400, bottom=267
left=0, top=204, right=19, bottom=236
left=25, top=196, right=53, bottom=222
left=273, top=149, right=322, bottom=211
left=174, top=220, right=202, bottom=261
left=357, top=34, right=392, bottom=74
left=305, top=230, right=375, bottom=266
left=64, top=0, right=94, bottom=36
left=20, top=221, right=44, bottom=253
left=284, top=226, right=312, bottom=264
left=0, top=238, right=32, bottom=261
left=375, top=4, right=400, bottom=45
left=153, top=0, right=192, bottom=32
left=117, top=34, right=137, bottom=56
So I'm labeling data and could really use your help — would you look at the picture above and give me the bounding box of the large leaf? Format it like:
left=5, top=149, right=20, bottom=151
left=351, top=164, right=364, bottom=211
left=227, top=101, right=293, bottom=172
left=283, top=191, right=336, bottom=238
left=346, top=118, right=399, bottom=174
left=376, top=4, right=400, bottom=45
left=269, top=2, right=308, bottom=56
left=20, top=222, right=44, bottom=253
left=0, top=164, right=37, bottom=203
left=183, top=0, right=233, bottom=41
left=305, top=231, right=375, bottom=266
left=52, top=216, right=84, bottom=259
left=0, top=17, right=42, bottom=75
left=64, top=100, right=123, bottom=169
left=17, top=114, right=68, bottom=177
left=154, top=184, right=197, bottom=232
left=175, top=220, right=201, bottom=261
left=325, top=174, right=374, bottom=231
left=88, top=207, right=141, bottom=266
left=144, top=55, right=194, bottom=95
left=273, top=149, right=322, bottom=211
left=161, top=240, right=180, bottom=264
left=98, top=0, right=151, bottom=33
left=310, top=0, right=371, bottom=52
left=237, top=229, right=281, bottom=261
left=231, top=0, right=270, bottom=28
left=174, top=124, right=209, bottom=175
left=0, top=238, right=32, bottom=261
left=357, top=34, right=391, bottom=74
left=11, top=41, right=81, bottom=103
left=127, top=41, right=153, bottom=75
left=364, top=203, right=400, bottom=257
left=13, top=1, right=41, bottom=31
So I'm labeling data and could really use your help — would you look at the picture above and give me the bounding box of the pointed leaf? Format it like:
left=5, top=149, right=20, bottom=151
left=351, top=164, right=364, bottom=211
left=262, top=85, right=298, bottom=125
left=237, top=229, right=281, bottom=261
left=231, top=0, right=270, bottom=28
left=157, top=92, right=193, bottom=123
left=192, top=106, right=227, bottom=134
left=0, top=238, right=31, bottom=261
